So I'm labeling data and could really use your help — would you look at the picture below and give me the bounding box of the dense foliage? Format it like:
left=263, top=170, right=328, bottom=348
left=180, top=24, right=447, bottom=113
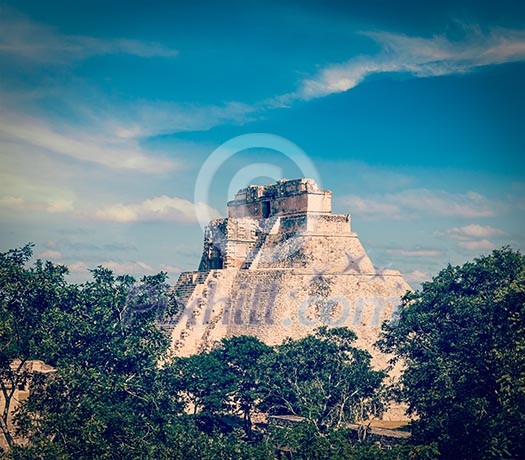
left=1, top=244, right=178, bottom=458
left=379, top=247, right=525, bottom=460
left=1, top=244, right=432, bottom=460
left=260, top=327, right=385, bottom=432
left=171, top=328, right=384, bottom=438
left=2, top=244, right=523, bottom=459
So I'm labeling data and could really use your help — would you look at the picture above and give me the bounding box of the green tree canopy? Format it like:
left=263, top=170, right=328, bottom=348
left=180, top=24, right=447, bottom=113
left=0, top=244, right=68, bottom=449
left=3, top=243, right=488, bottom=460
left=0, top=245, right=179, bottom=459
left=261, top=327, right=385, bottom=433
left=214, top=336, right=273, bottom=437
left=171, top=335, right=272, bottom=437
left=379, top=247, right=525, bottom=460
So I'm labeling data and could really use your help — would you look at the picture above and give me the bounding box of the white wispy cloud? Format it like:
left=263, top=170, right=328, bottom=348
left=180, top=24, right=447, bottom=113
left=340, top=196, right=400, bottom=217
left=286, top=26, right=525, bottom=101
left=93, top=195, right=221, bottom=223
left=386, top=249, right=442, bottom=257
left=341, top=188, right=499, bottom=220
left=37, top=250, right=62, bottom=259
left=159, top=264, right=182, bottom=273
left=445, top=224, right=506, bottom=252
left=447, top=224, right=506, bottom=240
left=110, top=101, right=255, bottom=139
left=69, top=260, right=154, bottom=275
left=457, top=239, right=496, bottom=251
left=69, top=260, right=180, bottom=276
left=0, top=195, right=74, bottom=213
left=0, top=85, right=255, bottom=176
left=404, top=270, right=430, bottom=284
left=0, top=172, right=75, bottom=214
left=0, top=10, right=178, bottom=63
left=395, top=189, right=498, bottom=218
left=0, top=111, right=177, bottom=173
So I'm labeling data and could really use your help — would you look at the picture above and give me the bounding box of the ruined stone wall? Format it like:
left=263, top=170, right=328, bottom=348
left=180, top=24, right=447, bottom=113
left=198, top=217, right=261, bottom=270
left=228, top=178, right=332, bottom=219
left=278, top=213, right=351, bottom=236
left=198, top=219, right=227, bottom=271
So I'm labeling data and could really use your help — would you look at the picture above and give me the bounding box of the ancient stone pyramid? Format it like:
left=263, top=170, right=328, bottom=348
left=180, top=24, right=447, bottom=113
left=170, top=178, right=409, bottom=369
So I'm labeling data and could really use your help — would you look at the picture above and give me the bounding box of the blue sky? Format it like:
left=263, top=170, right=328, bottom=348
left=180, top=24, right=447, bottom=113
left=0, top=0, right=524, bottom=286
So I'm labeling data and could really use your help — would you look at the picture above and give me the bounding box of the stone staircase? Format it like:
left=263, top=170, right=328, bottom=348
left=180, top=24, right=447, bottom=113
left=197, top=300, right=227, bottom=354
left=242, top=216, right=281, bottom=269
left=159, top=271, right=211, bottom=336
left=171, top=268, right=243, bottom=357
left=173, top=271, right=210, bottom=306
left=171, top=270, right=232, bottom=356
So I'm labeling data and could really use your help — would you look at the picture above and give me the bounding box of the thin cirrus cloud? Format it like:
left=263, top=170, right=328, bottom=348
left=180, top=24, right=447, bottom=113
left=457, top=239, right=497, bottom=251
left=65, top=260, right=181, bottom=285
left=93, top=195, right=221, bottom=223
left=403, top=270, right=430, bottom=284
left=446, top=224, right=506, bottom=252
left=386, top=249, right=442, bottom=257
left=37, top=250, right=62, bottom=259
left=108, top=100, right=255, bottom=139
left=0, top=10, right=178, bottom=64
left=447, top=224, right=506, bottom=240
left=340, top=188, right=499, bottom=220
left=0, top=94, right=255, bottom=177
left=0, top=172, right=76, bottom=214
left=0, top=195, right=74, bottom=213
left=0, top=10, right=253, bottom=173
left=0, top=112, right=177, bottom=173
left=68, top=260, right=180, bottom=276
left=282, top=26, right=525, bottom=101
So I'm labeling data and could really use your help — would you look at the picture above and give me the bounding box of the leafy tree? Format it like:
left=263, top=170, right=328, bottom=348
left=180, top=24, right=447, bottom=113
left=2, top=244, right=479, bottom=459
left=268, top=422, right=439, bottom=460
left=261, top=327, right=385, bottom=433
left=0, top=244, right=68, bottom=449
left=379, top=247, right=525, bottom=460
left=0, top=246, right=179, bottom=459
left=214, top=336, right=273, bottom=437
left=149, top=416, right=272, bottom=460
left=173, top=351, right=235, bottom=420
left=171, top=336, right=272, bottom=437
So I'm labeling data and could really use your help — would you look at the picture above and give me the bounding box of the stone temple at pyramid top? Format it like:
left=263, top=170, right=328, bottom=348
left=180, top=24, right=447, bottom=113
left=198, top=178, right=356, bottom=271
left=227, top=178, right=332, bottom=219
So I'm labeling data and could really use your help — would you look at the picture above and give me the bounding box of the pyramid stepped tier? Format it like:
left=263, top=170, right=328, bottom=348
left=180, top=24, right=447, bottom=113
left=168, top=178, right=410, bottom=379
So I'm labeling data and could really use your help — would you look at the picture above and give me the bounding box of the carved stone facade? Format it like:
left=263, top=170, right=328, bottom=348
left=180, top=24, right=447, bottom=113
left=169, top=179, right=410, bottom=418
